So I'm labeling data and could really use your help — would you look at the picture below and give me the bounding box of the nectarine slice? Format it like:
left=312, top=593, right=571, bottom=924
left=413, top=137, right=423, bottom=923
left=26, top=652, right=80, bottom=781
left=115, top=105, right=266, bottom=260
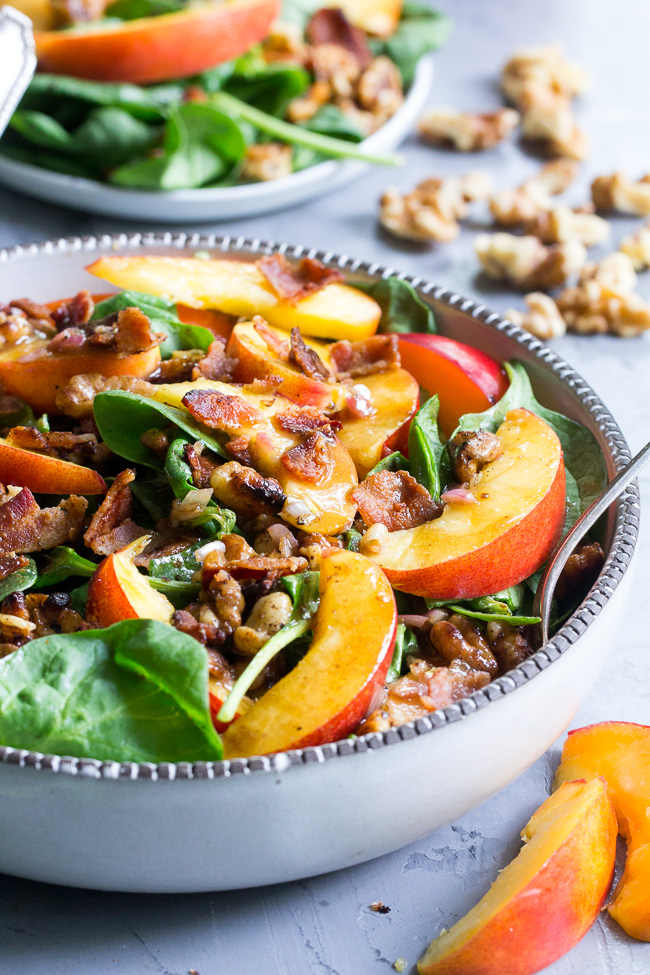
left=221, top=549, right=397, bottom=757
left=370, top=408, right=565, bottom=598
left=0, top=438, right=107, bottom=495
left=0, top=339, right=160, bottom=415
left=87, top=256, right=382, bottom=341
left=87, top=547, right=174, bottom=628
left=418, top=777, right=617, bottom=975
left=398, top=334, right=509, bottom=437
left=337, top=368, right=419, bottom=477
left=226, top=321, right=346, bottom=411
left=35, top=0, right=281, bottom=84
left=555, top=722, right=650, bottom=941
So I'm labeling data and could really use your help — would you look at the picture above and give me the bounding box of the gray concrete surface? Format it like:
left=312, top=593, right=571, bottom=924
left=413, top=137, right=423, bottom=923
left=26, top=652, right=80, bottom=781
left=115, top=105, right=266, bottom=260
left=1, top=0, right=649, bottom=972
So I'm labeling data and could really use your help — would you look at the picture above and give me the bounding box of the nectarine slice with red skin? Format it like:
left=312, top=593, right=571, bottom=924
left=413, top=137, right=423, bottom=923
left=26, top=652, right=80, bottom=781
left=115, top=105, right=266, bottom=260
left=86, top=548, right=174, bottom=628
left=0, top=438, right=107, bottom=495
left=87, top=256, right=382, bottom=341
left=221, top=549, right=397, bottom=758
left=370, top=408, right=565, bottom=599
left=0, top=339, right=160, bottom=415
left=337, top=368, right=420, bottom=477
left=226, top=320, right=346, bottom=411
left=398, top=334, right=509, bottom=437
left=418, top=777, right=617, bottom=975
left=555, top=721, right=650, bottom=941
left=35, top=0, right=281, bottom=84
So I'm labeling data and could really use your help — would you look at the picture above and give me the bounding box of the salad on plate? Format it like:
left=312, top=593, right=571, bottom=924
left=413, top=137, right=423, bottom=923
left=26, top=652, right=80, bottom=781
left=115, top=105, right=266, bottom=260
left=0, top=253, right=606, bottom=764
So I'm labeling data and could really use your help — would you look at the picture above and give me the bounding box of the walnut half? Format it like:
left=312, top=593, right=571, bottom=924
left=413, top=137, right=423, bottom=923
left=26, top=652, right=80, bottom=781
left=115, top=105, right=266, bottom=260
left=475, top=232, right=586, bottom=290
left=380, top=172, right=492, bottom=243
left=417, top=107, right=520, bottom=152
left=591, top=172, right=650, bottom=216
left=506, top=293, right=567, bottom=340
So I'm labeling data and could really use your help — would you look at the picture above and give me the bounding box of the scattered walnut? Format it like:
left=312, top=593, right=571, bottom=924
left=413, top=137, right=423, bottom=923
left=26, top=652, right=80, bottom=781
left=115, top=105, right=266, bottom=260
left=380, top=172, right=492, bottom=244
left=619, top=223, right=650, bottom=271
left=502, top=44, right=590, bottom=105
left=489, top=159, right=579, bottom=228
left=418, top=107, right=520, bottom=151
left=475, top=232, right=586, bottom=290
left=357, top=56, right=403, bottom=125
left=591, top=172, right=650, bottom=216
left=518, top=84, right=588, bottom=160
left=506, top=293, right=567, bottom=340
left=242, top=143, right=293, bottom=182
left=448, top=430, right=503, bottom=482
left=524, top=204, right=610, bottom=247
left=556, top=255, right=650, bottom=336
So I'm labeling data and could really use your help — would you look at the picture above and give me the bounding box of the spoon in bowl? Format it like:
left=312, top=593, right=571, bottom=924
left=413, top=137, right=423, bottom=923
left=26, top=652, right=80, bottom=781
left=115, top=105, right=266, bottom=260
left=533, top=439, right=649, bottom=646
left=0, top=7, right=36, bottom=140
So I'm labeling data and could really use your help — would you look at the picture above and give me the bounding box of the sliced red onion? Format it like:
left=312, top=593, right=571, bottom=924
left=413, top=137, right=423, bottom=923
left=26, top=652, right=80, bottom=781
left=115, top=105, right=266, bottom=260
left=426, top=608, right=449, bottom=624
left=47, top=328, right=86, bottom=353
left=441, top=485, right=477, bottom=504
left=267, top=522, right=299, bottom=556
left=398, top=614, right=431, bottom=629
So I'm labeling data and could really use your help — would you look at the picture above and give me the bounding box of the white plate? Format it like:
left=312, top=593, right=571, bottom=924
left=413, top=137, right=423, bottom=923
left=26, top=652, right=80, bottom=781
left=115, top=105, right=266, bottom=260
left=0, top=54, right=433, bottom=221
left=0, top=234, right=639, bottom=893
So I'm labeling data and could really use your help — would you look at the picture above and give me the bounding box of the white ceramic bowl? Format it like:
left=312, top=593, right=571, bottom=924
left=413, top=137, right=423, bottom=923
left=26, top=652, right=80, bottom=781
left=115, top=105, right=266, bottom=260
left=0, top=234, right=639, bottom=892
left=0, top=54, right=433, bottom=221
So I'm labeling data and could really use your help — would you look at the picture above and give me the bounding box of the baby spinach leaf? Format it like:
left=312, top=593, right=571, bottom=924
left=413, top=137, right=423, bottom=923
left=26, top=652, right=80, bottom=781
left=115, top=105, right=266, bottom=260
left=342, top=528, right=362, bottom=551
left=149, top=541, right=203, bottom=584
left=105, top=0, right=185, bottom=19
left=35, top=547, right=97, bottom=589
left=224, top=51, right=310, bottom=116
left=0, top=618, right=222, bottom=762
left=444, top=605, right=540, bottom=626
left=110, top=103, right=246, bottom=190
left=282, top=570, right=320, bottom=621
left=20, top=73, right=181, bottom=121
left=301, top=104, right=365, bottom=142
left=71, top=107, right=160, bottom=167
left=92, top=289, right=214, bottom=358
left=408, top=395, right=444, bottom=500
left=9, top=110, right=73, bottom=151
left=0, top=559, right=37, bottom=601
left=453, top=361, right=607, bottom=515
left=0, top=142, right=97, bottom=178
left=360, top=278, right=437, bottom=335
left=69, top=581, right=89, bottom=615
left=374, top=3, right=452, bottom=86
left=387, top=622, right=418, bottom=683
left=93, top=390, right=228, bottom=469
left=164, top=437, right=195, bottom=499
left=368, top=451, right=410, bottom=476
left=0, top=396, right=35, bottom=428
left=130, top=469, right=173, bottom=523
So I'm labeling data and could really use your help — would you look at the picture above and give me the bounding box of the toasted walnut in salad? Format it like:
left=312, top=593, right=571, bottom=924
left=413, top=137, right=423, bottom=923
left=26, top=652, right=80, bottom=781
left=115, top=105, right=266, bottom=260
left=0, top=255, right=606, bottom=764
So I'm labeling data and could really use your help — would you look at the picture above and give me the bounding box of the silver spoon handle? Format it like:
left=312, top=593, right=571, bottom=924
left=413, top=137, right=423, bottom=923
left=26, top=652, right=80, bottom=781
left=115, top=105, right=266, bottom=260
left=0, top=7, right=36, bottom=141
left=534, top=438, right=650, bottom=645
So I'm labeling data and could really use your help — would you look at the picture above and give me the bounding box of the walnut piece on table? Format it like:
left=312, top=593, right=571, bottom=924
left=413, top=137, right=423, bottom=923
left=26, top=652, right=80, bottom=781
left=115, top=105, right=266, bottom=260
left=417, top=107, right=520, bottom=151
left=556, top=253, right=650, bottom=336
left=506, top=292, right=567, bottom=340
left=490, top=158, right=579, bottom=229
left=591, top=172, right=650, bottom=216
left=518, top=84, right=588, bottom=160
left=619, top=222, right=650, bottom=271
left=501, top=44, right=590, bottom=105
left=380, top=172, right=492, bottom=243
left=475, top=232, right=586, bottom=290
left=524, top=203, right=610, bottom=247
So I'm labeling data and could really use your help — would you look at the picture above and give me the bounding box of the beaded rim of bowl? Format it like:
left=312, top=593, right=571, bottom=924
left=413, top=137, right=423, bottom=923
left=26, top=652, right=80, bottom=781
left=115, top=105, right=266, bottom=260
left=0, top=232, right=639, bottom=782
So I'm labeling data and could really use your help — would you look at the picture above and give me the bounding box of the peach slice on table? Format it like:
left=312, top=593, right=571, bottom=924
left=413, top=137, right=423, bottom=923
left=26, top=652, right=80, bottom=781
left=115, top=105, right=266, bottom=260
left=369, top=408, right=565, bottom=599
left=0, top=339, right=160, bottom=416
left=336, top=367, right=419, bottom=477
left=172, top=380, right=358, bottom=536
left=0, top=437, right=107, bottom=495
left=87, top=256, right=382, bottom=341
left=221, top=549, right=397, bottom=757
left=398, top=334, right=509, bottom=437
left=418, top=777, right=617, bottom=975
left=226, top=320, right=346, bottom=411
left=555, top=721, right=650, bottom=941
left=86, top=537, right=174, bottom=628
left=34, top=0, right=281, bottom=84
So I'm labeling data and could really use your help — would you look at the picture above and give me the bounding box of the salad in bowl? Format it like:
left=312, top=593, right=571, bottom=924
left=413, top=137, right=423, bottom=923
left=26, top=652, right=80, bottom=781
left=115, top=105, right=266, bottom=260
left=0, top=248, right=608, bottom=766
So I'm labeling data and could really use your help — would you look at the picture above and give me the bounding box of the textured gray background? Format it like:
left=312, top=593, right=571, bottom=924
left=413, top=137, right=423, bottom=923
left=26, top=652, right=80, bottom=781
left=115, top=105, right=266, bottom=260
left=1, top=0, right=650, bottom=972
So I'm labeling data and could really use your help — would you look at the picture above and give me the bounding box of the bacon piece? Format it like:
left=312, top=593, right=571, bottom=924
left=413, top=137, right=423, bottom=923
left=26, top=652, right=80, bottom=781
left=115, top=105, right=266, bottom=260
left=306, top=7, right=372, bottom=68
left=5, top=426, right=100, bottom=463
left=5, top=426, right=56, bottom=456
left=351, top=470, right=442, bottom=531
left=0, top=488, right=87, bottom=554
left=0, top=553, right=30, bottom=581
left=329, top=334, right=400, bottom=378
left=289, top=327, right=331, bottom=380
left=84, top=468, right=146, bottom=556
left=224, top=436, right=252, bottom=465
left=184, top=443, right=220, bottom=489
left=171, top=609, right=226, bottom=649
left=114, top=307, right=163, bottom=355
left=51, top=291, right=94, bottom=330
left=253, top=316, right=290, bottom=360
left=227, top=554, right=308, bottom=580
left=183, top=389, right=263, bottom=433
left=192, top=339, right=238, bottom=381
left=257, top=254, right=344, bottom=304
left=148, top=350, right=203, bottom=384
left=280, top=433, right=334, bottom=483
left=275, top=405, right=341, bottom=436
left=210, top=461, right=286, bottom=521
